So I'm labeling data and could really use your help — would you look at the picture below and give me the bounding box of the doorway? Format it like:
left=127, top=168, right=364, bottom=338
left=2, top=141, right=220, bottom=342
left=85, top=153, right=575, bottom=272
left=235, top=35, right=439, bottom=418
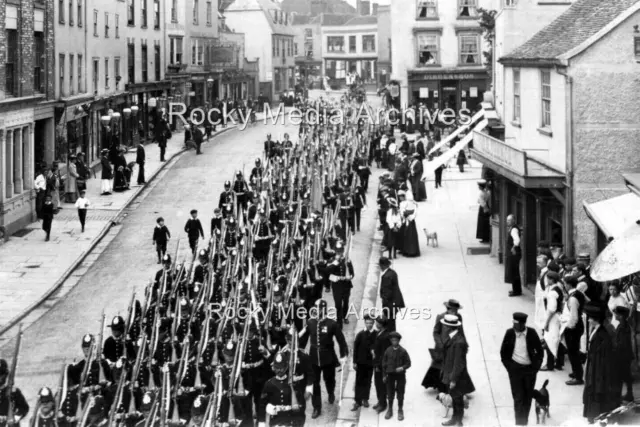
left=441, top=80, right=458, bottom=112
left=34, top=119, right=47, bottom=170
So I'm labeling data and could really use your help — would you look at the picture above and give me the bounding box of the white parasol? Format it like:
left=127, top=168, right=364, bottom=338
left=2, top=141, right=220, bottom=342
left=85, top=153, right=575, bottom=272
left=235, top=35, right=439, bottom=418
left=590, top=220, right=640, bottom=282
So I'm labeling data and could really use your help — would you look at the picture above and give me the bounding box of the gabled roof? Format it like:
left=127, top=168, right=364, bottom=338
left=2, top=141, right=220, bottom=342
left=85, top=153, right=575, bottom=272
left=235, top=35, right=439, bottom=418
left=319, top=13, right=358, bottom=26
left=501, top=0, right=640, bottom=64
left=344, top=15, right=377, bottom=26
left=224, top=0, right=295, bottom=35
left=292, top=14, right=313, bottom=25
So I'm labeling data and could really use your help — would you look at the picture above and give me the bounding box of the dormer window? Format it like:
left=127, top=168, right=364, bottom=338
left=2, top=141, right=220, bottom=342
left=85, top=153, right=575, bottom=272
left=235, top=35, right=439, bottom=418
left=635, top=36, right=640, bottom=61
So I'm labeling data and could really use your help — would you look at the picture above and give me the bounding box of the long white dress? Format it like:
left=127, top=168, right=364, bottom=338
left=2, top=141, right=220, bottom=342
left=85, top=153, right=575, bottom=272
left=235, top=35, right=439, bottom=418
left=543, top=284, right=562, bottom=357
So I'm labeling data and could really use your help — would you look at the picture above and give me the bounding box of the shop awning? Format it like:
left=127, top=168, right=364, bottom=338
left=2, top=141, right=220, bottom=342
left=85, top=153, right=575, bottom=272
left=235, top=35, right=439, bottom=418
left=425, top=118, right=488, bottom=174
left=583, top=192, right=640, bottom=239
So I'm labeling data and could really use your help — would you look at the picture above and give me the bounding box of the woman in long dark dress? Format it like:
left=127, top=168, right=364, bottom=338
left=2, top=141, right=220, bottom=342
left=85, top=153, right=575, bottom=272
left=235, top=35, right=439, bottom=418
left=399, top=192, right=420, bottom=257
left=475, top=180, right=491, bottom=242
left=113, top=149, right=129, bottom=192
left=422, top=303, right=464, bottom=392
left=42, top=194, right=55, bottom=241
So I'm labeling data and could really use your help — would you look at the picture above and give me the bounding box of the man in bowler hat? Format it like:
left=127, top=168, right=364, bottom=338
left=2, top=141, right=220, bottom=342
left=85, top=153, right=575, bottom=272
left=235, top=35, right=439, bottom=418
left=500, top=312, right=544, bottom=425
left=441, top=314, right=474, bottom=426
left=379, top=257, right=405, bottom=332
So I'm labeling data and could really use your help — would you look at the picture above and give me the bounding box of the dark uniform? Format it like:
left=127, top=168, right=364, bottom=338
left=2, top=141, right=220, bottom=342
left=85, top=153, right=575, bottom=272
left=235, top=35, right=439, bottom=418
left=31, top=387, right=55, bottom=427
left=233, top=174, right=249, bottom=215
left=259, top=354, right=305, bottom=427
left=299, top=303, right=348, bottom=417
left=327, top=249, right=354, bottom=327
left=218, top=182, right=235, bottom=213
left=103, top=316, right=136, bottom=364
left=184, top=214, right=205, bottom=255
left=253, top=218, right=273, bottom=261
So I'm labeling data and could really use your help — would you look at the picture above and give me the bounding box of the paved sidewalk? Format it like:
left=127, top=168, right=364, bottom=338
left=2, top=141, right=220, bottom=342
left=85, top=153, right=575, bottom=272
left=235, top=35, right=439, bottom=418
left=0, top=125, right=235, bottom=334
left=355, top=161, right=595, bottom=426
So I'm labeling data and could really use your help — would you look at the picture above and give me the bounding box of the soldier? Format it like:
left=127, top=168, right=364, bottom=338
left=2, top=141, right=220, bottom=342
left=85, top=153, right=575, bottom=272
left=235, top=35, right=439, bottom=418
left=153, top=255, right=173, bottom=293
left=103, top=316, right=135, bottom=364
left=215, top=342, right=240, bottom=425
left=240, top=321, right=270, bottom=420
left=233, top=171, right=249, bottom=217
left=253, top=211, right=273, bottom=261
left=268, top=281, right=290, bottom=350
left=264, top=134, right=276, bottom=159
left=175, top=346, right=199, bottom=423
left=280, top=329, right=314, bottom=408
left=83, top=395, right=107, bottom=427
left=210, top=208, right=223, bottom=236
left=103, top=358, right=131, bottom=422
left=223, top=217, right=238, bottom=252
left=338, top=190, right=354, bottom=237
left=186, top=395, right=207, bottom=427
left=299, top=300, right=348, bottom=419
left=174, top=298, right=200, bottom=355
left=130, top=391, right=154, bottom=427
left=58, top=365, right=80, bottom=427
left=72, top=335, right=110, bottom=407
left=151, top=319, right=175, bottom=387
left=250, top=158, right=264, bottom=185
left=192, top=250, right=208, bottom=295
left=31, top=387, right=55, bottom=427
left=258, top=352, right=305, bottom=427
left=327, top=241, right=355, bottom=327
left=218, top=181, right=235, bottom=213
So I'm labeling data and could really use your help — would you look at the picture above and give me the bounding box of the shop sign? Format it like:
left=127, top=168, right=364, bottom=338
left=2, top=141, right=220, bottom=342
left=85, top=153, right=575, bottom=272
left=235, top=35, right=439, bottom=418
left=211, top=46, right=235, bottom=64
left=409, top=72, right=479, bottom=81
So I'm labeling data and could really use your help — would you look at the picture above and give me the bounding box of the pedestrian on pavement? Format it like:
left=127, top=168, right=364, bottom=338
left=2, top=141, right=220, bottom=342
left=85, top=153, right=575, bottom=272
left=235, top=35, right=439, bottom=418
left=34, top=167, right=47, bottom=219
left=542, top=271, right=563, bottom=370
left=193, top=124, right=204, bottom=155
left=500, top=312, right=544, bottom=426
left=100, top=149, right=113, bottom=195
left=373, top=316, right=392, bottom=415
left=157, top=118, right=168, bottom=162
left=75, top=190, right=90, bottom=233
left=65, top=154, right=80, bottom=203
left=506, top=214, right=523, bottom=297
left=456, top=150, right=467, bottom=173
left=298, top=299, right=348, bottom=419
left=475, top=180, right=491, bottom=243
left=136, top=142, right=146, bottom=185
left=612, top=305, right=634, bottom=403
left=561, top=275, right=586, bottom=386
left=379, top=257, right=405, bottom=332
left=42, top=194, right=55, bottom=241
left=422, top=300, right=464, bottom=392
left=75, top=152, right=91, bottom=192
left=582, top=303, right=616, bottom=423
left=441, top=314, right=475, bottom=426
left=385, top=199, right=402, bottom=259
left=434, top=152, right=444, bottom=189
left=184, top=209, right=204, bottom=255
left=381, top=331, right=411, bottom=421
left=352, top=314, right=376, bottom=411
left=47, top=164, right=62, bottom=212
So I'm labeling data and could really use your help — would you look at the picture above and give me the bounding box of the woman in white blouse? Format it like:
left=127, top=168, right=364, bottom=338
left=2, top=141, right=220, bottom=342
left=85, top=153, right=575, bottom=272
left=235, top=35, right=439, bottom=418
left=534, top=255, right=549, bottom=332
left=398, top=191, right=420, bottom=257
left=607, top=282, right=629, bottom=330
left=541, top=271, right=563, bottom=371
left=385, top=198, right=402, bottom=259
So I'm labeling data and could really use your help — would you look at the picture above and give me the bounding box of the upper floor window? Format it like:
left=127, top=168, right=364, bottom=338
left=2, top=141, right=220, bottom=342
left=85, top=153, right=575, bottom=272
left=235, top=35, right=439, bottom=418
left=504, top=0, right=516, bottom=7
left=105, top=12, right=109, bottom=37
left=349, top=36, right=356, bottom=53
left=59, top=54, right=66, bottom=96
left=141, top=0, right=148, bottom=27
left=171, top=0, right=178, bottom=22
left=294, top=43, right=298, bottom=56
left=69, top=0, right=74, bottom=25
left=59, top=0, right=65, bottom=23
left=128, top=43, right=135, bottom=83
left=154, top=45, right=161, bottom=80
left=305, top=28, right=312, bottom=39
left=77, top=0, right=83, bottom=26
left=513, top=69, right=520, bottom=121
left=170, top=36, right=183, bottom=64
left=5, top=29, right=18, bottom=96
left=193, top=0, right=199, bottom=25
left=34, top=31, right=45, bottom=93
left=327, top=36, right=344, bottom=53
left=541, top=70, right=551, bottom=127
left=458, top=0, right=477, bottom=18
left=363, top=35, right=376, bottom=53
left=154, top=0, right=160, bottom=29
left=459, top=34, right=479, bottom=64
left=417, top=0, right=437, bottom=18
left=93, top=9, right=98, bottom=36
left=127, top=0, right=135, bottom=25
left=105, top=57, right=109, bottom=89
left=417, top=33, right=438, bottom=65
left=206, top=1, right=212, bottom=25
left=92, top=59, right=99, bottom=93
left=116, top=14, right=120, bottom=37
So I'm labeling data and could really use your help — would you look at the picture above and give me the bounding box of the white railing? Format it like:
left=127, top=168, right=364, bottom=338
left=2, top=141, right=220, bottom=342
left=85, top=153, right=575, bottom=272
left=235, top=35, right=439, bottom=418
left=472, top=130, right=527, bottom=176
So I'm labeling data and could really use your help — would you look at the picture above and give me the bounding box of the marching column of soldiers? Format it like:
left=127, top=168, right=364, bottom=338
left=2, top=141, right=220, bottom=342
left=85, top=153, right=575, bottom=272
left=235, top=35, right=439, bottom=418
left=1, top=97, right=378, bottom=427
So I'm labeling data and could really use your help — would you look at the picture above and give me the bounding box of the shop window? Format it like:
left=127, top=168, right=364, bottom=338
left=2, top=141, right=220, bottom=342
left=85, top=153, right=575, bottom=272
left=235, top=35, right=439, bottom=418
left=416, top=33, right=438, bottom=66
left=128, top=43, right=135, bottom=83
left=363, top=35, right=376, bottom=53
left=513, top=69, right=520, bottom=121
left=541, top=70, right=551, bottom=127
left=459, top=34, right=479, bottom=64
left=327, top=36, right=344, bottom=53
left=417, top=0, right=437, bottom=18
left=458, top=0, right=477, bottom=17
left=141, top=45, right=148, bottom=82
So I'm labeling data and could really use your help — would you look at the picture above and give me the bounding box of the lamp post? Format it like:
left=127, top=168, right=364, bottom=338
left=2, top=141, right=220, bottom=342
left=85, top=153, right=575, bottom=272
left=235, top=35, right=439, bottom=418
left=131, top=105, right=139, bottom=145
left=123, top=107, right=132, bottom=147
left=207, top=78, right=214, bottom=105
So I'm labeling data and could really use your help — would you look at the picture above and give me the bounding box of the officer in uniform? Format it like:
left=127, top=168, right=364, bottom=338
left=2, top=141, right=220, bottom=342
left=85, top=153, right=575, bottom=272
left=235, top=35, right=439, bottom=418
left=250, top=158, right=264, bottom=183
left=218, top=181, right=236, bottom=214
left=31, top=387, right=55, bottom=427
left=299, top=300, right=348, bottom=419
left=58, top=364, right=80, bottom=427
left=71, top=335, right=110, bottom=407
left=186, top=395, right=208, bottom=427
left=215, top=341, right=240, bottom=425
left=233, top=171, right=249, bottom=218
left=175, top=346, right=198, bottom=423
left=130, top=392, right=154, bottom=427
left=264, top=134, right=276, bottom=159
left=174, top=298, right=200, bottom=356
left=104, top=316, right=136, bottom=364
left=103, top=358, right=131, bottom=422
left=239, top=321, right=270, bottom=426
left=327, top=241, right=355, bottom=327
left=258, top=352, right=305, bottom=427
left=338, top=190, right=354, bottom=237
left=153, top=255, right=173, bottom=293
left=268, top=282, right=290, bottom=350
left=280, top=329, right=314, bottom=408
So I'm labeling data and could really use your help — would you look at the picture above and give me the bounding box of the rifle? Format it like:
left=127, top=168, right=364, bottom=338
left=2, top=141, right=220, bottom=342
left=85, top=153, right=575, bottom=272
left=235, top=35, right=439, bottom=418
left=124, top=291, right=136, bottom=359
left=96, top=313, right=107, bottom=383
left=75, top=342, right=95, bottom=420
left=106, top=364, right=128, bottom=427
left=6, top=325, right=23, bottom=425
left=172, top=238, right=181, bottom=276
left=129, top=334, right=147, bottom=413
left=143, top=397, right=159, bottom=427
left=53, top=362, right=66, bottom=427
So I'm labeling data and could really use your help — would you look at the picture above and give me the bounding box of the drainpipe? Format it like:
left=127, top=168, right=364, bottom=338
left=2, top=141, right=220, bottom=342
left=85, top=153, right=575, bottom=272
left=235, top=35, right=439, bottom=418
left=555, top=64, right=574, bottom=256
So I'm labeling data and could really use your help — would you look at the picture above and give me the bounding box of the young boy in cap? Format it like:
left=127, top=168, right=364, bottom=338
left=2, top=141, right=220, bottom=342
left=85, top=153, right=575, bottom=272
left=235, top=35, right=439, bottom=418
left=381, top=331, right=411, bottom=421
left=352, top=315, right=376, bottom=411
left=184, top=209, right=205, bottom=255
left=75, top=189, right=90, bottom=232
left=152, top=217, right=171, bottom=264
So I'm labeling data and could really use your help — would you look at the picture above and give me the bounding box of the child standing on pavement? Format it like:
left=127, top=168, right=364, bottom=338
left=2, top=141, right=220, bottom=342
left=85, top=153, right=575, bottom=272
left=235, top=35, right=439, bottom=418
left=153, top=217, right=171, bottom=263
left=75, top=190, right=90, bottom=232
left=42, top=194, right=55, bottom=241
left=382, top=331, right=411, bottom=421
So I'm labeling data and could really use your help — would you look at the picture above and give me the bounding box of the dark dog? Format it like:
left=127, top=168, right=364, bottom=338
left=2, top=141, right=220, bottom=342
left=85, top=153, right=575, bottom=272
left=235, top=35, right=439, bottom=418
left=533, top=379, right=550, bottom=424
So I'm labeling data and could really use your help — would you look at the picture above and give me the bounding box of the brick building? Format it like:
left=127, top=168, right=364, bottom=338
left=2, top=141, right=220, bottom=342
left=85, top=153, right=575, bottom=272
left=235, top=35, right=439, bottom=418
left=0, top=0, right=56, bottom=237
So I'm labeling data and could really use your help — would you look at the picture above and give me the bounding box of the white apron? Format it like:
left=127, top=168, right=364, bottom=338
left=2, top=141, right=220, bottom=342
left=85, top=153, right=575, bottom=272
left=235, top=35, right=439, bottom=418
left=534, top=281, right=547, bottom=332
left=543, top=286, right=562, bottom=357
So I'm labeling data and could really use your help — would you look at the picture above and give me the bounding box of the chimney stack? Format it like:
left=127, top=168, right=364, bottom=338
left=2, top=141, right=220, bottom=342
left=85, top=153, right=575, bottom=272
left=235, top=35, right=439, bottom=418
left=372, top=2, right=378, bottom=15
left=357, top=0, right=371, bottom=15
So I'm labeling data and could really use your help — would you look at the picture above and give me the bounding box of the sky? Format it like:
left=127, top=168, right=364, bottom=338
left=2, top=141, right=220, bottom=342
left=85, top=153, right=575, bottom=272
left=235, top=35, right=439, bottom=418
left=345, top=0, right=392, bottom=6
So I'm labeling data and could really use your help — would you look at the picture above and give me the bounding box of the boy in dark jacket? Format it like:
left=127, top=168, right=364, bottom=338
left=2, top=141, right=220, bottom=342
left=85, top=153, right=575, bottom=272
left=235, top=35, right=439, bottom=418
left=152, top=217, right=171, bottom=263
left=184, top=209, right=205, bottom=254
left=381, top=331, right=411, bottom=421
left=352, top=315, right=376, bottom=411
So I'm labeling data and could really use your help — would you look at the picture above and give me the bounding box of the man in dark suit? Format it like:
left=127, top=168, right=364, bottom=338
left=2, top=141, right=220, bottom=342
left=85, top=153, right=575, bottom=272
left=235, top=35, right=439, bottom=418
left=156, top=118, right=167, bottom=162
left=441, top=314, right=475, bottom=426
left=135, top=142, right=146, bottom=185
left=193, top=124, right=204, bottom=155
left=372, top=316, right=392, bottom=414
left=352, top=314, right=376, bottom=411
left=299, top=299, right=348, bottom=419
left=500, top=312, right=544, bottom=426
left=379, top=257, right=405, bottom=332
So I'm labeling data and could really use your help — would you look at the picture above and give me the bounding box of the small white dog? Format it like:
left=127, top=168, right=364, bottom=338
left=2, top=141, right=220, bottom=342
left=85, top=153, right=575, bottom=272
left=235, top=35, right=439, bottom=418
left=423, top=228, right=439, bottom=247
left=436, top=393, right=470, bottom=417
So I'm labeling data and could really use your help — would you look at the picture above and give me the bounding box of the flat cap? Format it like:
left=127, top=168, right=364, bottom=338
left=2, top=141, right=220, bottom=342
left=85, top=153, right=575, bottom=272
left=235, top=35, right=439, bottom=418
left=513, top=312, right=528, bottom=323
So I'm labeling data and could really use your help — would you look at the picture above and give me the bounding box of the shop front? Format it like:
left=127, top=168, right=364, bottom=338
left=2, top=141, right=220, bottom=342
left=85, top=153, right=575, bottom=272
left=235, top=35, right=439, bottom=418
left=408, top=69, right=487, bottom=113
left=220, top=70, right=253, bottom=101
left=127, top=80, right=172, bottom=145
left=471, top=130, right=566, bottom=286
left=295, top=59, right=322, bottom=90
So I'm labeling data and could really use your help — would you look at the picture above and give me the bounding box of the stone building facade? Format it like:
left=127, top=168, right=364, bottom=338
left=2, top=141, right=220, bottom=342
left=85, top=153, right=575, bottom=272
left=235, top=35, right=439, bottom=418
left=0, top=0, right=56, bottom=237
